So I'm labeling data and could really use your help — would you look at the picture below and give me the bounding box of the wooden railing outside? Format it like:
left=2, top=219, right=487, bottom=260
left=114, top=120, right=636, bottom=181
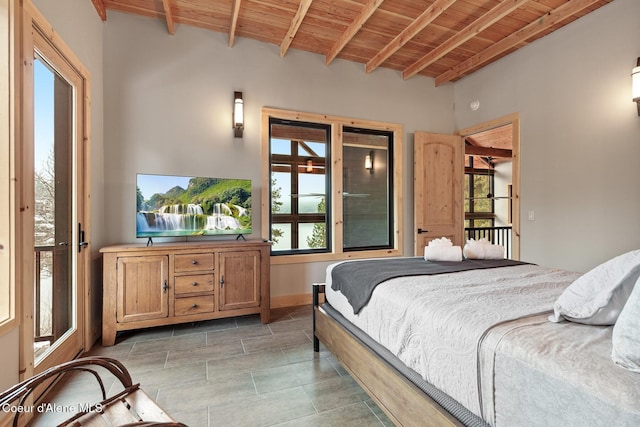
left=34, top=245, right=54, bottom=344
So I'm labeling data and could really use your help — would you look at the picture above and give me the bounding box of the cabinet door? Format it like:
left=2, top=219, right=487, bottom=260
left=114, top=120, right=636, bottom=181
left=116, top=255, right=169, bottom=323
left=219, top=250, right=260, bottom=311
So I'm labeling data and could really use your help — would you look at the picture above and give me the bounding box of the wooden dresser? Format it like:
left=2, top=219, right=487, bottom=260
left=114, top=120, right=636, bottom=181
left=100, top=240, right=270, bottom=346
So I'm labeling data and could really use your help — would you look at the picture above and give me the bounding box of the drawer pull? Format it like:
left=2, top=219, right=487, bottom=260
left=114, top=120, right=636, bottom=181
left=192, top=281, right=198, bottom=286
left=191, top=260, right=198, bottom=265
left=191, top=303, right=198, bottom=308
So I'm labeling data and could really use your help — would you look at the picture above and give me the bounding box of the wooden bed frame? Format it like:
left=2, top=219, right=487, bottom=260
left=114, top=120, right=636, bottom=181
left=312, top=284, right=464, bottom=427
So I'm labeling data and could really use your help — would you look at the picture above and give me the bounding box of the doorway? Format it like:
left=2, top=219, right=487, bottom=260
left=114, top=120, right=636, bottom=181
left=458, top=114, right=520, bottom=259
left=412, top=114, right=519, bottom=259
left=24, top=10, right=90, bottom=376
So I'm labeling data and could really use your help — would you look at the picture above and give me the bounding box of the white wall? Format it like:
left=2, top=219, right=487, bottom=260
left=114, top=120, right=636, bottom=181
left=454, top=0, right=640, bottom=272
left=102, top=12, right=454, bottom=298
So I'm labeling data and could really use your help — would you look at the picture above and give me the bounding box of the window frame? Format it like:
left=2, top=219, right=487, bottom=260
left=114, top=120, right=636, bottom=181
left=269, top=118, right=332, bottom=255
left=261, top=108, right=403, bottom=265
left=0, top=0, right=16, bottom=334
left=342, top=126, right=394, bottom=252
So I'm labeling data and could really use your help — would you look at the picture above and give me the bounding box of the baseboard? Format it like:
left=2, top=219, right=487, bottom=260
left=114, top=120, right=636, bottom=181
left=271, top=293, right=326, bottom=308
left=271, top=294, right=312, bottom=308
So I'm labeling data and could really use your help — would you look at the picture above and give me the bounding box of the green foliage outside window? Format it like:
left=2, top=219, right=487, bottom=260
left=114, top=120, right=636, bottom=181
left=271, top=176, right=284, bottom=244
left=465, top=165, right=494, bottom=228
left=307, top=198, right=326, bottom=248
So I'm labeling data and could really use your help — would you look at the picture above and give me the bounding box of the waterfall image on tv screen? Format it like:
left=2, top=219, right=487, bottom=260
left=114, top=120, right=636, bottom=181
left=136, top=174, right=252, bottom=238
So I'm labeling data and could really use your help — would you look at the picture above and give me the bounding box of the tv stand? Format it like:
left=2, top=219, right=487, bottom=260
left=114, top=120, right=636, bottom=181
left=236, top=234, right=246, bottom=241
left=100, top=239, right=271, bottom=346
left=146, top=237, right=153, bottom=246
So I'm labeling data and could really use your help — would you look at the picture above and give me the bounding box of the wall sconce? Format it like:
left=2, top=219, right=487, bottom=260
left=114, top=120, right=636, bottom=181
left=633, top=58, right=640, bottom=116
left=233, top=91, right=244, bottom=138
left=364, top=151, right=373, bottom=173
left=306, top=159, right=313, bottom=173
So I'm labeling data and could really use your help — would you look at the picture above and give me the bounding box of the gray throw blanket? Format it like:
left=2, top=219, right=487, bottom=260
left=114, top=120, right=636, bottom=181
left=331, top=257, right=529, bottom=314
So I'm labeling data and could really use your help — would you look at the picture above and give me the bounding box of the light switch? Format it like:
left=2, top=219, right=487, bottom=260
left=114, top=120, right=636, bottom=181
left=528, top=210, right=535, bottom=221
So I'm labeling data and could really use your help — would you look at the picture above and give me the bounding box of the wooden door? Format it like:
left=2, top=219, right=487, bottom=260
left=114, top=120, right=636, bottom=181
left=116, top=255, right=169, bottom=323
left=219, top=251, right=260, bottom=311
left=414, top=132, right=464, bottom=255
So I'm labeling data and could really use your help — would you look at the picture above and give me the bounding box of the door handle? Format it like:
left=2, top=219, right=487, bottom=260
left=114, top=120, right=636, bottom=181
left=417, top=228, right=428, bottom=234
left=78, top=223, right=88, bottom=252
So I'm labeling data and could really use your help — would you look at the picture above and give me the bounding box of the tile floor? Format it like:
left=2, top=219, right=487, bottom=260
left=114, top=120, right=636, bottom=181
left=31, top=305, right=391, bottom=426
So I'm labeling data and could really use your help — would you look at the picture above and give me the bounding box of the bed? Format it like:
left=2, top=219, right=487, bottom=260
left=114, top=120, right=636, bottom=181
left=312, top=255, right=640, bottom=427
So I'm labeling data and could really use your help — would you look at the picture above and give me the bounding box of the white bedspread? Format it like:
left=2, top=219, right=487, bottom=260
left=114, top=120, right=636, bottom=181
left=325, top=262, right=580, bottom=420
left=480, top=315, right=640, bottom=426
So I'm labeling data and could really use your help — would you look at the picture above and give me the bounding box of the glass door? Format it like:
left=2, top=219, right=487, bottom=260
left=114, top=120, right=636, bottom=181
left=31, top=26, right=86, bottom=371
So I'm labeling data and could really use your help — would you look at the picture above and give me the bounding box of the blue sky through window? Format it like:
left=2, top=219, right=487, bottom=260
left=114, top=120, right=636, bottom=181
left=34, top=58, right=54, bottom=173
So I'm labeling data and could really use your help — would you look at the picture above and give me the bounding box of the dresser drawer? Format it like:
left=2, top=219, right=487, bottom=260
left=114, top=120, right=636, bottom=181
left=175, top=295, right=215, bottom=316
left=174, top=253, right=214, bottom=272
left=175, top=274, right=215, bottom=295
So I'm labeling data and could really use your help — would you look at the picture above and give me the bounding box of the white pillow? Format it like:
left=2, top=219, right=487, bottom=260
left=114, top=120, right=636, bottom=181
left=612, top=276, right=640, bottom=372
left=548, top=249, right=640, bottom=325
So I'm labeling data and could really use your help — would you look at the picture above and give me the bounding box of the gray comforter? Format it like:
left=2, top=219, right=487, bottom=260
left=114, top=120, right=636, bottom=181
left=330, top=257, right=528, bottom=313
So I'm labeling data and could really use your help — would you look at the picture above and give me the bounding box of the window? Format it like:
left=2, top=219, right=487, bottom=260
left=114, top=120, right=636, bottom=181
left=262, top=108, right=402, bottom=262
left=269, top=119, right=331, bottom=254
left=342, top=127, right=393, bottom=251
left=464, top=156, right=495, bottom=228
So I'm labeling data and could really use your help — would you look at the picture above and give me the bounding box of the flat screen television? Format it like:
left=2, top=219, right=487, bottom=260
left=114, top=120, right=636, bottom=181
left=136, top=173, right=252, bottom=238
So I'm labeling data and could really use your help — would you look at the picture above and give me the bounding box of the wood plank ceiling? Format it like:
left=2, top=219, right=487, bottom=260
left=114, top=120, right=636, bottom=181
left=91, top=0, right=613, bottom=84
left=465, top=124, right=513, bottom=166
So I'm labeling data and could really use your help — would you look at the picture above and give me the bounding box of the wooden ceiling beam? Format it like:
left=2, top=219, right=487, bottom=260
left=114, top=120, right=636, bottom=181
left=464, top=145, right=512, bottom=158
left=162, top=0, right=175, bottom=35
left=435, top=0, right=602, bottom=85
left=325, top=0, right=385, bottom=65
left=365, top=0, right=456, bottom=74
left=229, top=0, right=242, bottom=47
left=88, top=0, right=612, bottom=83
left=280, top=0, right=314, bottom=57
left=402, top=0, right=531, bottom=80
left=97, top=2, right=162, bottom=20
left=91, top=0, right=107, bottom=22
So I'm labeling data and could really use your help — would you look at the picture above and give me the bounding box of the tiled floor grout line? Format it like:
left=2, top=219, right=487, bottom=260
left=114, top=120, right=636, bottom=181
left=29, top=305, right=391, bottom=427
